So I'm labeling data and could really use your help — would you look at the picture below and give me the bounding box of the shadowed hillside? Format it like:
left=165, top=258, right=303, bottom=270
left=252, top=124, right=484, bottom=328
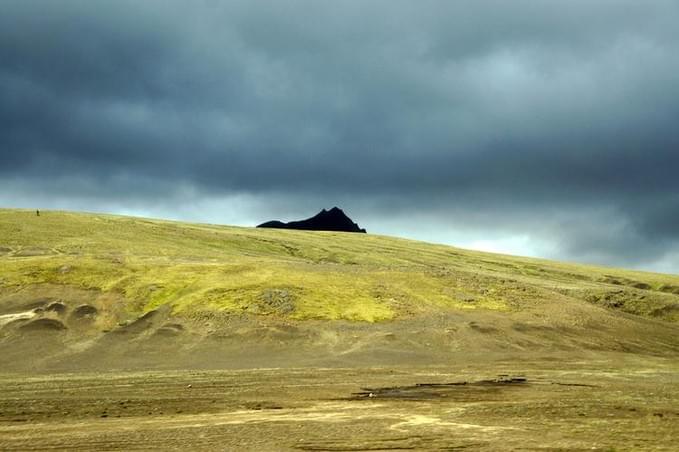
left=1, top=208, right=678, bottom=372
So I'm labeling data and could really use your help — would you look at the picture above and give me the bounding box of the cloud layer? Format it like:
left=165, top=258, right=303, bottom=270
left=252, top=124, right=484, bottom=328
left=2, top=1, right=679, bottom=272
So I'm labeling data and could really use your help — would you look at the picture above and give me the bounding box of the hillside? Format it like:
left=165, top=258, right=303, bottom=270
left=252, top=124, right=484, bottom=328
left=1, top=208, right=678, bottom=372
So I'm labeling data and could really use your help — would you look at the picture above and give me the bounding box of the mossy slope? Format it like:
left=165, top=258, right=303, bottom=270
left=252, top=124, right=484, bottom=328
left=1, top=209, right=678, bottom=323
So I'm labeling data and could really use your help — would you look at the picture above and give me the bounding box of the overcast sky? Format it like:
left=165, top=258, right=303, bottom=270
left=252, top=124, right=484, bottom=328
left=2, top=0, right=679, bottom=273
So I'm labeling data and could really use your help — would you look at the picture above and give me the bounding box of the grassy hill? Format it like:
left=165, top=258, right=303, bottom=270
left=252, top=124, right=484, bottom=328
left=1, top=208, right=679, bottom=371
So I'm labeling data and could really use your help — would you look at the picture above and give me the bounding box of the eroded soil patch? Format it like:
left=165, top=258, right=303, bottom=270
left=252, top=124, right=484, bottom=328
left=351, top=376, right=528, bottom=400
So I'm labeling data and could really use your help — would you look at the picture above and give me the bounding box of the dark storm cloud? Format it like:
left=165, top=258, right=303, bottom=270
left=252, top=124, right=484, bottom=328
left=2, top=0, right=679, bottom=271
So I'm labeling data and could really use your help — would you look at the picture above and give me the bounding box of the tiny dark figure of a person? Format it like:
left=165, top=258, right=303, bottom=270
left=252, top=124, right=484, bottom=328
left=36, top=209, right=40, bottom=217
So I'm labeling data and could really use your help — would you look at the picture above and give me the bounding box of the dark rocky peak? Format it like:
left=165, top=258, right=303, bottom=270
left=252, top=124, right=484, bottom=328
left=257, top=207, right=366, bottom=233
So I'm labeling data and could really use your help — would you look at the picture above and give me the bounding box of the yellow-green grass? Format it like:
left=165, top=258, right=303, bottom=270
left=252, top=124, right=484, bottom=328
left=1, top=208, right=679, bottom=322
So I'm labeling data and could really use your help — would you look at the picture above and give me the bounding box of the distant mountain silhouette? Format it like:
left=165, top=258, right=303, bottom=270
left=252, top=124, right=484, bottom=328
left=257, top=207, right=366, bottom=233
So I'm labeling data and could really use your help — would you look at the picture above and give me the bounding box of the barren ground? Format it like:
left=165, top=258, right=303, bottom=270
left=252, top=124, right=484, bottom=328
left=1, top=356, right=678, bottom=451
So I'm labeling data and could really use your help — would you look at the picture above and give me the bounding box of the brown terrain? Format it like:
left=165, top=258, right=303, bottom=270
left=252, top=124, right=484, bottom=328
left=1, top=209, right=678, bottom=450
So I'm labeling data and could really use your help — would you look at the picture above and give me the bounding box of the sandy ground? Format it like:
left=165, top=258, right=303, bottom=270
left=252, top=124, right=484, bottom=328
left=0, top=310, right=36, bottom=327
left=1, top=356, right=678, bottom=451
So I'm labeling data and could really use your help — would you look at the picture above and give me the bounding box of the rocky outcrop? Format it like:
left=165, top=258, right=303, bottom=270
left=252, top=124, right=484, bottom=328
left=257, top=207, right=366, bottom=233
